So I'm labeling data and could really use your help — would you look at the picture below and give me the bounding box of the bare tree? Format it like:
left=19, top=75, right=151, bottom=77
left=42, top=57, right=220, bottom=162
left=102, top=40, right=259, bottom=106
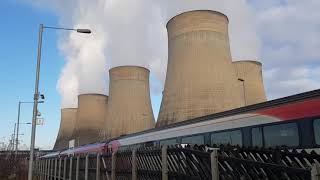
left=0, top=138, right=9, bottom=151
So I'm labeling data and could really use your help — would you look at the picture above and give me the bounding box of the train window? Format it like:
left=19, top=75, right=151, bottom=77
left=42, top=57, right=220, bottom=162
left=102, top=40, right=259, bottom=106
left=145, top=141, right=156, bottom=147
left=252, top=127, right=263, bottom=147
left=313, top=119, right=320, bottom=145
left=160, top=138, right=177, bottom=146
left=263, top=123, right=299, bottom=147
left=181, top=135, right=204, bottom=145
left=130, top=144, right=142, bottom=150
left=211, top=130, right=242, bottom=146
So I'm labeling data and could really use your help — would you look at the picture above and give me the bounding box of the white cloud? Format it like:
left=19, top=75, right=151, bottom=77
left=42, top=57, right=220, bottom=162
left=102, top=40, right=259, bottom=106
left=256, top=0, right=320, bottom=66
left=23, top=0, right=260, bottom=108
left=264, top=66, right=320, bottom=99
left=22, top=0, right=320, bottom=106
left=252, top=0, right=320, bottom=99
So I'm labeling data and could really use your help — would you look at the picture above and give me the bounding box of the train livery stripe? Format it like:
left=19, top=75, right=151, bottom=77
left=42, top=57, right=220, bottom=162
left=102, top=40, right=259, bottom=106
left=257, top=98, right=320, bottom=120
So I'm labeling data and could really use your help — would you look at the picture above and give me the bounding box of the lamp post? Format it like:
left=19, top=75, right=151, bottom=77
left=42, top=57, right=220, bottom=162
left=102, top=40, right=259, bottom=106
left=16, top=101, right=41, bottom=155
left=15, top=120, right=33, bottom=156
left=28, top=24, right=91, bottom=180
left=238, top=78, right=246, bottom=106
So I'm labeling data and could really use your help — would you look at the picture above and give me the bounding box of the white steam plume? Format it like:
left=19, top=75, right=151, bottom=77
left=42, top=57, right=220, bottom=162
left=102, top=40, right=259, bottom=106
left=26, top=0, right=260, bottom=108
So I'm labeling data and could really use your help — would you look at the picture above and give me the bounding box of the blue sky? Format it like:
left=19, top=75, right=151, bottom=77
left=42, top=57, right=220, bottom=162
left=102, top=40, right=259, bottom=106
left=0, top=0, right=319, bottom=150
left=0, top=1, right=163, bottom=149
left=0, top=0, right=65, bottom=149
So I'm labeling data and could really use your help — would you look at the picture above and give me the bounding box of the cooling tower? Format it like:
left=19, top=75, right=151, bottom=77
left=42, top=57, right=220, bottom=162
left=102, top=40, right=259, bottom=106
left=233, top=60, right=267, bottom=105
left=71, top=94, right=108, bottom=146
left=53, top=108, right=77, bottom=150
left=157, top=10, right=243, bottom=127
left=106, top=66, right=155, bottom=139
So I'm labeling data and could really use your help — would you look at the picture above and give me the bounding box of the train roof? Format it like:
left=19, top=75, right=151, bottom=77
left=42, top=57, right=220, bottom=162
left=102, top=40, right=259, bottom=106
left=111, top=89, right=320, bottom=141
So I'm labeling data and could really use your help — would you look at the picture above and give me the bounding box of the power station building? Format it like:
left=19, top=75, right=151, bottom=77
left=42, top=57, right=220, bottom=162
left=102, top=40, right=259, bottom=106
left=157, top=10, right=243, bottom=127
left=54, top=10, right=267, bottom=148
left=106, top=66, right=155, bottom=139
left=53, top=108, right=77, bottom=150
left=233, top=60, right=267, bottom=106
left=70, top=94, right=108, bottom=146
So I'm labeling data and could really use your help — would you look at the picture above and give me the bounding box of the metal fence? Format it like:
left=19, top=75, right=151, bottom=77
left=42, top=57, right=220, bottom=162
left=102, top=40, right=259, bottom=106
left=217, top=146, right=320, bottom=180
left=34, top=146, right=320, bottom=180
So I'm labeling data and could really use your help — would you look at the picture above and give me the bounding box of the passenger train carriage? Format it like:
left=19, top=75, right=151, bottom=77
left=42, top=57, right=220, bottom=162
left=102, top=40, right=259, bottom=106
left=45, top=89, right=320, bottom=158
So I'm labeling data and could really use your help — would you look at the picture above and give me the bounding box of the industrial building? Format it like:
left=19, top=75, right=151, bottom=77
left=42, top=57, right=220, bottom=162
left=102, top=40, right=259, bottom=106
left=53, top=108, right=77, bottom=150
left=157, top=10, right=243, bottom=127
left=106, top=66, right=155, bottom=139
left=233, top=60, right=267, bottom=106
left=70, top=94, right=108, bottom=146
left=53, top=10, right=267, bottom=148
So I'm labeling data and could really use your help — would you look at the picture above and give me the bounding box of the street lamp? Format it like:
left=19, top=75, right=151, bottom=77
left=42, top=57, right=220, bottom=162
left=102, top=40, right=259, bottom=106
left=16, top=101, right=43, bottom=155
left=238, top=78, right=246, bottom=106
left=14, top=121, right=32, bottom=159
left=27, top=24, right=91, bottom=180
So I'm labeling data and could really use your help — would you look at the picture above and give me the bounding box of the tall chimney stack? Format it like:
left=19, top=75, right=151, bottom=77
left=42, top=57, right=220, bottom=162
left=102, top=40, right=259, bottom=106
left=233, top=60, right=267, bottom=105
left=53, top=108, right=77, bottom=150
left=157, top=10, right=243, bottom=127
left=106, top=66, right=155, bottom=139
left=71, top=94, right=108, bottom=146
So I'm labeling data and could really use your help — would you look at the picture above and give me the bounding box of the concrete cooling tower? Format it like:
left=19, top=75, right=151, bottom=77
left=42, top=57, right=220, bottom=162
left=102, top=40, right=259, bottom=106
left=71, top=94, right=108, bottom=146
left=106, top=66, right=155, bottom=139
left=233, top=60, right=267, bottom=106
left=157, top=10, right=243, bottom=127
left=53, top=108, right=77, bottom=150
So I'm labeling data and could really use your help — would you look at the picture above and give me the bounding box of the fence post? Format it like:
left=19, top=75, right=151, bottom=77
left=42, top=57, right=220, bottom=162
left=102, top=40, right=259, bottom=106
left=42, top=160, right=45, bottom=180
left=54, top=158, right=57, bottom=180
left=162, top=145, right=168, bottom=180
left=85, top=154, right=89, bottom=180
left=96, top=154, right=101, bottom=180
left=111, top=151, right=117, bottom=180
left=38, top=159, right=41, bottom=179
left=38, top=158, right=41, bottom=178
left=211, top=149, right=219, bottom=180
left=46, top=159, right=50, bottom=180
left=44, top=159, right=47, bottom=180
left=38, top=159, right=40, bottom=180
left=69, top=157, right=73, bottom=180
left=40, top=160, right=44, bottom=180
left=76, top=156, right=80, bottom=180
left=132, top=148, right=137, bottom=180
left=50, top=159, right=53, bottom=180
left=36, top=158, right=39, bottom=177
left=312, top=163, right=320, bottom=180
left=34, top=158, right=38, bottom=179
left=58, top=158, right=62, bottom=180
left=49, top=159, right=53, bottom=180
left=43, top=159, right=45, bottom=180
left=63, top=157, right=67, bottom=180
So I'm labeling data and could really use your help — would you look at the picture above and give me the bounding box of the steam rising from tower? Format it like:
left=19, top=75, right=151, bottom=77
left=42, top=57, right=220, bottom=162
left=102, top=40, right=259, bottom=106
left=157, top=10, right=243, bottom=127
left=107, top=66, right=155, bottom=139
left=233, top=61, right=267, bottom=105
left=71, top=94, right=108, bottom=146
left=53, top=108, right=77, bottom=150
